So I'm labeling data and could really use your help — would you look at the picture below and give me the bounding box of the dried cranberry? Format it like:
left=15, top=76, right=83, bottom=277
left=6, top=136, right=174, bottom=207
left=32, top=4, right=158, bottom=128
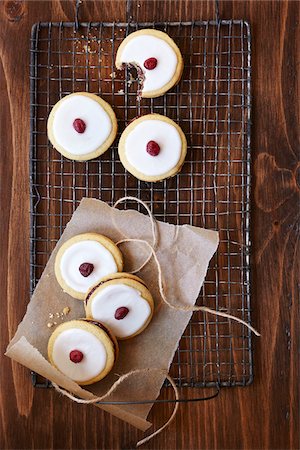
left=79, top=262, right=94, bottom=277
left=73, top=118, right=86, bottom=133
left=144, top=57, right=158, bottom=70
left=114, top=307, right=129, bottom=320
left=146, top=140, right=160, bottom=156
left=69, top=350, right=84, bottom=363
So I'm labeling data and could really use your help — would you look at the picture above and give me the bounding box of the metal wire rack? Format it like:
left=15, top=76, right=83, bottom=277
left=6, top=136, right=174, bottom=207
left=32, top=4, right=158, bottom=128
left=30, top=18, right=252, bottom=389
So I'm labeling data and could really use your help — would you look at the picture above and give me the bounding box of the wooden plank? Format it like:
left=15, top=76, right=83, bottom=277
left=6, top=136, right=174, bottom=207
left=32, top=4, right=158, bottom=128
left=0, top=1, right=299, bottom=449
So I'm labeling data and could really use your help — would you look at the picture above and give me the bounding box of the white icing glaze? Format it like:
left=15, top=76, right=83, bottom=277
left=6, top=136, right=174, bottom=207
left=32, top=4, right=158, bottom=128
left=60, top=240, right=118, bottom=294
left=119, top=35, right=178, bottom=93
left=124, top=119, right=182, bottom=176
left=90, top=284, right=152, bottom=338
left=52, top=328, right=107, bottom=382
left=52, top=95, right=112, bottom=155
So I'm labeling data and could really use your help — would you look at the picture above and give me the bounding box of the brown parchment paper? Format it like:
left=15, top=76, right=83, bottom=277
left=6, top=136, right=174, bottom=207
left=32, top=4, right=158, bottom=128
left=6, top=198, right=219, bottom=431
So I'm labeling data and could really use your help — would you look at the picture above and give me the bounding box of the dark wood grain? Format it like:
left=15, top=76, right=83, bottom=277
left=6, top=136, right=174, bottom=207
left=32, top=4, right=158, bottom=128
left=0, top=1, right=299, bottom=449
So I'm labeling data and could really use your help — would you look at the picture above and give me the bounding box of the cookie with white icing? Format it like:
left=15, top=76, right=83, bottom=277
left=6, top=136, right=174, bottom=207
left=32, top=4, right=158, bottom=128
left=48, top=319, right=118, bottom=385
left=118, top=113, right=187, bottom=182
left=115, top=29, right=183, bottom=98
left=85, top=273, right=154, bottom=340
left=47, top=92, right=118, bottom=161
left=55, top=233, right=123, bottom=300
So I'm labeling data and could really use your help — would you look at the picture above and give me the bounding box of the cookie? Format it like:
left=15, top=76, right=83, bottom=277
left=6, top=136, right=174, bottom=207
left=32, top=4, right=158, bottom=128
left=47, top=92, right=118, bottom=161
left=115, top=29, right=183, bottom=98
left=55, top=233, right=123, bottom=300
left=48, top=319, right=118, bottom=385
left=85, top=273, right=154, bottom=340
left=118, top=113, right=187, bottom=182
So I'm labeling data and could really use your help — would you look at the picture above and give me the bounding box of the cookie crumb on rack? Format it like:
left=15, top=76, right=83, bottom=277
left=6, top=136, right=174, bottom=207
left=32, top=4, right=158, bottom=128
left=47, top=322, right=54, bottom=328
left=82, top=44, right=96, bottom=54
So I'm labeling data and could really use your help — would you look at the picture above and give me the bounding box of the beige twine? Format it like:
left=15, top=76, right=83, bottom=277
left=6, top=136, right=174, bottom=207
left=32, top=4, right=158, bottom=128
left=52, top=196, right=260, bottom=447
left=113, top=197, right=260, bottom=337
left=113, top=196, right=158, bottom=274
left=52, top=368, right=179, bottom=448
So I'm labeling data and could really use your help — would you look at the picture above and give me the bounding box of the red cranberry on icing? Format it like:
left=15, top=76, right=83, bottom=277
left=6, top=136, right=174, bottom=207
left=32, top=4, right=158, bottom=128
left=73, top=118, right=86, bottom=133
left=114, top=307, right=129, bottom=320
left=146, top=140, right=160, bottom=156
left=69, top=350, right=84, bottom=363
left=79, top=262, right=94, bottom=277
left=144, top=57, right=158, bottom=70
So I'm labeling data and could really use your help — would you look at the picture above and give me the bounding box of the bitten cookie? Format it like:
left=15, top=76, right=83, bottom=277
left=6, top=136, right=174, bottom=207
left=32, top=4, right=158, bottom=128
left=55, top=233, right=123, bottom=300
left=48, top=319, right=118, bottom=385
left=47, top=92, right=118, bottom=161
left=118, top=113, right=187, bottom=182
left=115, top=29, right=183, bottom=98
left=85, top=273, right=154, bottom=340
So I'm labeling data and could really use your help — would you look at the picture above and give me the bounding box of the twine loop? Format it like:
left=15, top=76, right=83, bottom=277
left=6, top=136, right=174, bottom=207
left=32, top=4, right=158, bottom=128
left=53, top=196, right=260, bottom=446
left=113, top=197, right=260, bottom=336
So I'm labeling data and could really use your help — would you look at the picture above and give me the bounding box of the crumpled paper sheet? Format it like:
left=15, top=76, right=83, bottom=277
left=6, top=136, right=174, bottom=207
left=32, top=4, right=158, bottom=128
left=6, top=198, right=219, bottom=431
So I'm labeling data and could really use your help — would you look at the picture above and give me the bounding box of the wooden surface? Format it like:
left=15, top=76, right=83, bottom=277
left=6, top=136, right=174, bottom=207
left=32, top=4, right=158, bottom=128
left=0, top=1, right=299, bottom=449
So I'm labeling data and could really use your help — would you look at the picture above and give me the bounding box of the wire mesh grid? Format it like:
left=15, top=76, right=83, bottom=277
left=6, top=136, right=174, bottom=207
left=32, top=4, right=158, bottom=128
left=30, top=19, right=252, bottom=388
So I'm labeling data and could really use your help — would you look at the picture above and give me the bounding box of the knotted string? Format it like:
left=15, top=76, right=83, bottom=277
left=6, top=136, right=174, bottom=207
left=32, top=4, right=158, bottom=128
left=52, top=196, right=259, bottom=447
left=113, top=196, right=157, bottom=273
left=113, top=197, right=260, bottom=336
left=52, top=368, right=178, bottom=447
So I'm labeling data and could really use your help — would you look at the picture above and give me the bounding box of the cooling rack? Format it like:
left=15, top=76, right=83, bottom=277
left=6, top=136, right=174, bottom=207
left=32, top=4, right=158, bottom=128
left=30, top=17, right=252, bottom=389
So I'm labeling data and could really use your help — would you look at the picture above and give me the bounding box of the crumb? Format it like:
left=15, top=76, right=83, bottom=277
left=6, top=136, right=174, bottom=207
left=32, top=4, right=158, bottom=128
left=138, top=3, right=141, bottom=6
left=53, top=321, right=57, bottom=325
left=56, top=312, right=60, bottom=318
left=83, top=44, right=96, bottom=54
left=47, top=322, right=54, bottom=328
left=101, top=47, right=104, bottom=51
left=118, top=89, right=124, bottom=94
left=110, top=71, right=116, bottom=79
left=63, top=306, right=70, bottom=315
left=49, top=313, right=54, bottom=319
left=127, top=71, right=136, bottom=87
